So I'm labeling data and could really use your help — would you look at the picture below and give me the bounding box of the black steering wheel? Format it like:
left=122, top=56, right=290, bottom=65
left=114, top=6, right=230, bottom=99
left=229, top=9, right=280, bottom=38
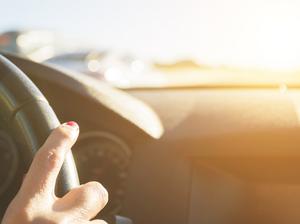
left=0, top=55, right=79, bottom=218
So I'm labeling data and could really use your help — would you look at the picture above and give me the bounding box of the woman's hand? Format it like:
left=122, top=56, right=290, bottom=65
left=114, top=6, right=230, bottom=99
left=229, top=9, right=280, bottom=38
left=2, top=122, right=108, bottom=224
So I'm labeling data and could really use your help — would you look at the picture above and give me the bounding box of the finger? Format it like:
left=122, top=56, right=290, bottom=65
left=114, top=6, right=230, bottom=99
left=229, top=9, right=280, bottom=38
left=90, top=220, right=108, bottom=224
left=56, top=181, right=108, bottom=220
left=21, top=121, right=79, bottom=197
left=74, top=219, right=108, bottom=224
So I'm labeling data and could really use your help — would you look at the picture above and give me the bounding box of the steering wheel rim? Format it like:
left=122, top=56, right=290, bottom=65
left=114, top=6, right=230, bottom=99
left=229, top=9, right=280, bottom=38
left=0, top=55, right=79, bottom=217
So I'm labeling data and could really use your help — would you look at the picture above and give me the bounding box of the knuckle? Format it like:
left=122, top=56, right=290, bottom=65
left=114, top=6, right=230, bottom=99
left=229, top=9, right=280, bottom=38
left=46, top=149, right=63, bottom=169
left=35, top=148, right=63, bottom=170
left=55, top=126, right=74, bottom=142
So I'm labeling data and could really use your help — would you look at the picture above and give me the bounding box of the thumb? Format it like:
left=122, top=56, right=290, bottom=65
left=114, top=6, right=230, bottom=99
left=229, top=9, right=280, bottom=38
left=55, top=181, right=108, bottom=220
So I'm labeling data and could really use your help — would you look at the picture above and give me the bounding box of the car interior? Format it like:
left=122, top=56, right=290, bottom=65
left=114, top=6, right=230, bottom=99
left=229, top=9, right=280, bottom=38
left=2, top=52, right=300, bottom=224
left=2, top=1, right=300, bottom=224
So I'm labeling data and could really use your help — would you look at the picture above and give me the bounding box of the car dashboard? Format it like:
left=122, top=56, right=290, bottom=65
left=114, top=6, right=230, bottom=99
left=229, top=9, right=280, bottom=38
left=5, top=54, right=300, bottom=224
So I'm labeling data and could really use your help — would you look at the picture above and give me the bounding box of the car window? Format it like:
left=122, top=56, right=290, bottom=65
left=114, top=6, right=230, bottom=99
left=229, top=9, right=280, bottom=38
left=1, top=0, right=300, bottom=88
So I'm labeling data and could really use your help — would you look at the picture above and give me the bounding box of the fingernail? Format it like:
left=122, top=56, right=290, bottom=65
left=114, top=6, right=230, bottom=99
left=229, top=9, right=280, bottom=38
left=63, top=121, right=79, bottom=130
left=66, top=121, right=78, bottom=127
left=62, top=121, right=79, bottom=140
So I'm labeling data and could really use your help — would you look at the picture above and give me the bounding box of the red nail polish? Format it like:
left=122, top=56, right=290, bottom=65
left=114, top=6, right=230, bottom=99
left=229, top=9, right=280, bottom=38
left=66, top=121, right=78, bottom=127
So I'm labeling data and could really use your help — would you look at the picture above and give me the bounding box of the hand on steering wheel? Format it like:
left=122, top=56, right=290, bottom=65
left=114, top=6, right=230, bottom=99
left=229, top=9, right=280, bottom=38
left=2, top=122, right=108, bottom=224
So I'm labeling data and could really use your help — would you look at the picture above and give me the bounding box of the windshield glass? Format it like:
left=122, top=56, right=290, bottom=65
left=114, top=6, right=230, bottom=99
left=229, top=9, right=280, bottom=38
left=1, top=0, right=300, bottom=88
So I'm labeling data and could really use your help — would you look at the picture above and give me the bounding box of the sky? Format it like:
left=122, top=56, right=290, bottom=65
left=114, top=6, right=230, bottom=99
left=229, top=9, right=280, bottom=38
left=1, top=0, right=300, bottom=69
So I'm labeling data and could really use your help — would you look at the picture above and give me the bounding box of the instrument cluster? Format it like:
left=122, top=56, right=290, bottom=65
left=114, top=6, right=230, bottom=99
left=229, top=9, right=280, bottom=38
left=72, top=131, right=131, bottom=217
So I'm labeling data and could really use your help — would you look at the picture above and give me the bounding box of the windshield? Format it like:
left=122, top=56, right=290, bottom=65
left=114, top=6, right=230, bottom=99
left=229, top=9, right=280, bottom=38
left=1, top=0, right=300, bottom=88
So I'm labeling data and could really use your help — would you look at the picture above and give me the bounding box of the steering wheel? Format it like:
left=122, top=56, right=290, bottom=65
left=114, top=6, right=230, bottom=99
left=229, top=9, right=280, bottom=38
left=0, top=55, right=79, bottom=218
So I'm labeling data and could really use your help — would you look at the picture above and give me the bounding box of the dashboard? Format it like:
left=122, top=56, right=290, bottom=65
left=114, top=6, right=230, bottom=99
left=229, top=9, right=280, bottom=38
left=4, top=54, right=300, bottom=224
